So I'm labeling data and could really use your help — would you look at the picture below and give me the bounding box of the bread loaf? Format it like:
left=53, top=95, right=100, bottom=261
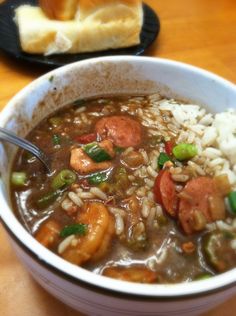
left=15, top=0, right=143, bottom=55
left=39, top=0, right=78, bottom=21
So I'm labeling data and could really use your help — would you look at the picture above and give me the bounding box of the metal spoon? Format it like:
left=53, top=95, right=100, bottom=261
left=0, top=127, right=51, bottom=174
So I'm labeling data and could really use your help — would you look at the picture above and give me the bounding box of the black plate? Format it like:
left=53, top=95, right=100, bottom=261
left=0, top=0, right=160, bottom=68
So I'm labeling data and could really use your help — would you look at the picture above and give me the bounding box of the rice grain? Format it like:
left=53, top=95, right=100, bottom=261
left=58, top=235, right=75, bottom=254
left=90, top=187, right=107, bottom=200
left=68, top=192, right=83, bottom=207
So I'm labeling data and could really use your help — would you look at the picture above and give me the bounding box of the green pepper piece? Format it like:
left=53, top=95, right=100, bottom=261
left=158, top=152, right=171, bottom=169
left=173, top=143, right=198, bottom=161
left=228, top=191, right=236, bottom=214
left=83, top=142, right=111, bottom=162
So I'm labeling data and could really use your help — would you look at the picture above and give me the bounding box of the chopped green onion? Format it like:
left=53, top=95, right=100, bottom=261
left=88, top=172, right=108, bottom=185
left=173, top=143, right=198, bottom=161
left=195, top=273, right=212, bottom=281
left=158, top=152, right=171, bottom=169
left=11, top=172, right=27, bottom=186
left=49, top=117, right=62, bottom=127
left=52, top=134, right=61, bottom=146
left=37, top=190, right=60, bottom=208
left=83, top=142, right=111, bottom=162
left=51, top=169, right=77, bottom=190
left=228, top=191, right=236, bottom=214
left=73, top=99, right=85, bottom=106
left=60, top=223, right=88, bottom=238
left=114, top=146, right=125, bottom=154
left=49, top=75, right=54, bottom=83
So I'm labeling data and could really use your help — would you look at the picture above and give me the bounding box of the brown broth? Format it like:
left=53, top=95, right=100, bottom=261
left=10, top=95, right=236, bottom=283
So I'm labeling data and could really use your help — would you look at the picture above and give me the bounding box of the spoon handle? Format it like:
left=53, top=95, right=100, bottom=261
left=0, top=127, right=51, bottom=174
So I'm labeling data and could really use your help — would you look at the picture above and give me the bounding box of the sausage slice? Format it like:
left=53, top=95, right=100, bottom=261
left=153, top=170, right=178, bottom=217
left=95, top=115, right=142, bottom=148
left=178, top=177, right=226, bottom=234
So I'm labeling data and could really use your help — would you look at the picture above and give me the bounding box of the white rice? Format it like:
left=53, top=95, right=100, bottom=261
left=213, top=110, right=236, bottom=165
left=201, top=126, right=217, bottom=146
left=90, top=187, right=107, bottom=200
left=114, top=214, right=125, bottom=235
left=171, top=174, right=189, bottom=182
left=139, top=149, right=149, bottom=165
left=61, top=198, right=74, bottom=211
left=187, top=161, right=205, bottom=176
left=146, top=166, right=158, bottom=178
left=144, top=178, right=154, bottom=188
left=77, top=192, right=95, bottom=199
left=75, top=106, right=86, bottom=113
left=108, top=207, right=126, bottom=218
left=58, top=235, right=75, bottom=254
left=202, top=147, right=222, bottom=159
left=68, top=192, right=83, bottom=207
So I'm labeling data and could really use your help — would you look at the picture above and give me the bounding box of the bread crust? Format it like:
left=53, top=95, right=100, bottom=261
left=39, top=0, right=78, bottom=20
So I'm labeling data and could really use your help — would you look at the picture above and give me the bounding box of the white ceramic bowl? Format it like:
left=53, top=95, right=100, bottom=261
left=0, top=56, right=235, bottom=316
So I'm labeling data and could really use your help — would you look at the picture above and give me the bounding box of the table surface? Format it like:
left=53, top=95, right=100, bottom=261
left=0, top=0, right=236, bottom=315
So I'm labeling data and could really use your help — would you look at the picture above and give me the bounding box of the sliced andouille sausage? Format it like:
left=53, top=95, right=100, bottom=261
left=178, top=176, right=226, bottom=234
left=153, top=170, right=178, bottom=217
left=95, top=115, right=142, bottom=148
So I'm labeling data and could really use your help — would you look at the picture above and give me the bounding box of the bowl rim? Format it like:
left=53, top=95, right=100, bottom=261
left=0, top=56, right=236, bottom=299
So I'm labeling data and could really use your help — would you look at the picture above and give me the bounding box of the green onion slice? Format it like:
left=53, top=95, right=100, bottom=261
left=228, top=191, right=236, bottom=214
left=158, top=152, right=171, bottom=169
left=11, top=172, right=27, bottom=186
left=51, top=169, right=77, bottom=190
left=83, top=142, right=111, bottom=162
left=173, top=143, right=198, bottom=161
left=60, top=223, right=88, bottom=238
left=52, top=134, right=61, bottom=146
left=88, top=172, right=108, bottom=185
left=37, top=190, right=60, bottom=208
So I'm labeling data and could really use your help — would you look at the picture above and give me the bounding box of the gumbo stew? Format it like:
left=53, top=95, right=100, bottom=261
left=10, top=94, right=236, bottom=283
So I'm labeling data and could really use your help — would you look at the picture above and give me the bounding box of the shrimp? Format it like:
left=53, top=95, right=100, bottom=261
left=99, top=139, right=115, bottom=158
left=103, top=266, right=158, bottom=283
left=35, top=219, right=61, bottom=249
left=70, top=147, right=112, bottom=174
left=61, top=202, right=115, bottom=265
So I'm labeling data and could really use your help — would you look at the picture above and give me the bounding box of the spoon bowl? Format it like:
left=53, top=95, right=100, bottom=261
left=0, top=127, right=51, bottom=174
